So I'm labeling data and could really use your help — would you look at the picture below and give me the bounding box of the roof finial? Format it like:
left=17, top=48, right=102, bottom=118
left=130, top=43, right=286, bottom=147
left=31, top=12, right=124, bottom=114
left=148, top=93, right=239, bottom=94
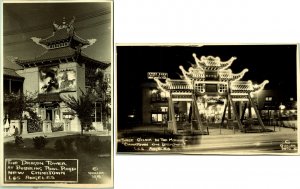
left=53, top=21, right=59, bottom=31
left=69, top=16, right=75, bottom=26
left=62, top=17, right=66, bottom=25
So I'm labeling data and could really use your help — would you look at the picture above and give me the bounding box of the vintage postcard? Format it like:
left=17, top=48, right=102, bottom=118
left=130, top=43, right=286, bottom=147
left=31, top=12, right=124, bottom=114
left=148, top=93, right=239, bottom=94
left=1, top=1, right=113, bottom=187
left=117, top=44, right=299, bottom=155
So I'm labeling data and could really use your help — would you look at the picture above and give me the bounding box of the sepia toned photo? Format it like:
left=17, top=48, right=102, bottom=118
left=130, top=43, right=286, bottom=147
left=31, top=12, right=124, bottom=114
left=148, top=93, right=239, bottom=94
left=117, top=44, right=298, bottom=154
left=2, top=1, right=113, bottom=187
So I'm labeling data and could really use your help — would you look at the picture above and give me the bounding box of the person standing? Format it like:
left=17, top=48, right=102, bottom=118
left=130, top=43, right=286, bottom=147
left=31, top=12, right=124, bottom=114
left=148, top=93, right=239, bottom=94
left=8, top=125, right=15, bottom=137
left=4, top=114, right=10, bottom=136
left=13, top=126, right=19, bottom=136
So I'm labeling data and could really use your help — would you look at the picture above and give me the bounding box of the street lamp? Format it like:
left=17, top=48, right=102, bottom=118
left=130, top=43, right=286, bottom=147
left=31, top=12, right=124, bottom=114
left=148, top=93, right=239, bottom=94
left=279, top=103, right=286, bottom=111
left=278, top=103, right=286, bottom=131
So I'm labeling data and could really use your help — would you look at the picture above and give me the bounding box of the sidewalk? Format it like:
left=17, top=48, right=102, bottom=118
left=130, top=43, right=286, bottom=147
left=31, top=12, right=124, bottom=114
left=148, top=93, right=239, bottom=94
left=3, top=130, right=111, bottom=143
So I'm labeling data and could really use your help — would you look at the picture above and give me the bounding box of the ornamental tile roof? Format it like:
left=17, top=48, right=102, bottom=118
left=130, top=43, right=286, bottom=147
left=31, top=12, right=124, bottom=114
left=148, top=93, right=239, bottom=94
left=16, top=47, right=110, bottom=69
left=39, top=28, right=89, bottom=45
left=15, top=17, right=109, bottom=69
left=40, top=29, right=70, bottom=44
left=17, top=47, right=77, bottom=65
left=154, top=54, right=268, bottom=95
left=3, top=68, right=24, bottom=79
left=73, top=33, right=90, bottom=45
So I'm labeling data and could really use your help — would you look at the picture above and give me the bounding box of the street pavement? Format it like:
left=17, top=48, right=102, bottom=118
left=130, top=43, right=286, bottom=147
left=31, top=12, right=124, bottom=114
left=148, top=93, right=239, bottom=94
left=182, top=130, right=297, bottom=154
left=118, top=125, right=298, bottom=154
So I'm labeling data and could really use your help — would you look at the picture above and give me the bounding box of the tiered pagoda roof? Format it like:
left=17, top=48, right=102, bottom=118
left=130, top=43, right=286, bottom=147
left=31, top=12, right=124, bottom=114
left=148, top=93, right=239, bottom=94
left=15, top=17, right=109, bottom=69
left=192, top=54, right=237, bottom=71
left=154, top=53, right=269, bottom=97
left=230, top=80, right=269, bottom=101
left=179, top=54, right=249, bottom=82
left=154, top=78, right=193, bottom=91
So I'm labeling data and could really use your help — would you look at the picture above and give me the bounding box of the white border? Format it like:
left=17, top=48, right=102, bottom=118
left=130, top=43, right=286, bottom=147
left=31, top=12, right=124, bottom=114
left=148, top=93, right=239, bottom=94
left=1, top=0, right=113, bottom=188
left=114, top=1, right=300, bottom=189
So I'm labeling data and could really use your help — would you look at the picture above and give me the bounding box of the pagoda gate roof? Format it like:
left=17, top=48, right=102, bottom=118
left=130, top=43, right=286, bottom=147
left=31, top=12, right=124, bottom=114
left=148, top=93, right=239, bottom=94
left=14, top=17, right=109, bottom=69
left=192, top=54, right=237, bottom=71
left=154, top=54, right=269, bottom=96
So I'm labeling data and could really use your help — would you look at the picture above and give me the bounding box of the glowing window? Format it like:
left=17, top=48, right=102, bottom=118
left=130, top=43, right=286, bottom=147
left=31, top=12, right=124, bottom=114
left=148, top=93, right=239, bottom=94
left=151, top=90, right=167, bottom=101
left=161, top=107, right=168, bottom=112
left=161, top=92, right=167, bottom=98
left=265, top=96, right=272, bottom=101
left=151, top=89, right=158, bottom=94
left=151, top=113, right=163, bottom=122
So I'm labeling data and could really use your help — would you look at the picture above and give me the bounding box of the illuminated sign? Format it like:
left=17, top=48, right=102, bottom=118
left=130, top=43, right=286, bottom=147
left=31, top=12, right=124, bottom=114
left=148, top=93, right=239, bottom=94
left=147, top=72, right=168, bottom=79
left=205, top=70, right=219, bottom=81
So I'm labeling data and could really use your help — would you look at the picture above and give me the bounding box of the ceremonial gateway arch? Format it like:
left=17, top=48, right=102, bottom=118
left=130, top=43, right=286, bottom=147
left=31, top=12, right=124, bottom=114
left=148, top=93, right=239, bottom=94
left=154, top=53, right=269, bottom=134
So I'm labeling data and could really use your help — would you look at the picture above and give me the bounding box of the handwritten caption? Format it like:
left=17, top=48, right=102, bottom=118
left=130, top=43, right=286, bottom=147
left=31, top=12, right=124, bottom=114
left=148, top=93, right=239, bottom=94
left=118, top=137, right=187, bottom=152
left=5, top=159, right=78, bottom=183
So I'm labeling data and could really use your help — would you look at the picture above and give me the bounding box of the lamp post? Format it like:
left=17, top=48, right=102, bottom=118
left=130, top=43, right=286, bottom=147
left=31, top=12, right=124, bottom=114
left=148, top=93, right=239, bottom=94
left=279, top=103, right=286, bottom=131
left=253, top=84, right=259, bottom=104
left=95, top=101, right=97, bottom=123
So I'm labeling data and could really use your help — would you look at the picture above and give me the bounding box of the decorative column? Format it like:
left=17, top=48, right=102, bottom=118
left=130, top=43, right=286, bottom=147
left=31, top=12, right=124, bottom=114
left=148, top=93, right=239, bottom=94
left=168, top=92, right=177, bottom=134
left=22, top=120, right=28, bottom=134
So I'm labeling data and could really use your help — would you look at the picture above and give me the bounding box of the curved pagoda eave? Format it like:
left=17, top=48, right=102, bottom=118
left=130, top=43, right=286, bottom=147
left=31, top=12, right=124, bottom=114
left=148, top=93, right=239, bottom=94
left=15, top=55, right=76, bottom=68
left=40, top=33, right=90, bottom=46
left=16, top=54, right=109, bottom=69
left=192, top=54, right=237, bottom=71
left=39, top=18, right=90, bottom=47
left=79, top=55, right=110, bottom=69
left=251, top=80, right=269, bottom=93
left=230, top=80, right=269, bottom=94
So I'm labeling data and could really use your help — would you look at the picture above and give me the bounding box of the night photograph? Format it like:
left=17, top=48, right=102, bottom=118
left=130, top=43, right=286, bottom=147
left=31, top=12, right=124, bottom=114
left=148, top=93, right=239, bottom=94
left=117, top=45, right=298, bottom=154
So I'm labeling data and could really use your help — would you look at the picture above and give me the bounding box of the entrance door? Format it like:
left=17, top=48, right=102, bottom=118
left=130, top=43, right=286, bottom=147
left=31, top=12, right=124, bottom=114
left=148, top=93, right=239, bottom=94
left=46, top=109, right=53, bottom=121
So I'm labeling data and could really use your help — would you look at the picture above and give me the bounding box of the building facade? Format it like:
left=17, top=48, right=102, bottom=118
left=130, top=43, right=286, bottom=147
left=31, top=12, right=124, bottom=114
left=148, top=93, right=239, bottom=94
left=141, top=85, right=297, bottom=132
left=3, top=66, right=24, bottom=123
left=6, top=17, right=110, bottom=133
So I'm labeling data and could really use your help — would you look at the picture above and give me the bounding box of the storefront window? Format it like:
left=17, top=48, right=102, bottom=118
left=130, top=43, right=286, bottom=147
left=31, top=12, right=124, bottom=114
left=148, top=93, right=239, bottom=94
left=265, top=96, right=272, bottom=101
left=151, top=113, right=164, bottom=123
left=151, top=90, right=167, bottom=102
left=161, top=107, right=168, bottom=112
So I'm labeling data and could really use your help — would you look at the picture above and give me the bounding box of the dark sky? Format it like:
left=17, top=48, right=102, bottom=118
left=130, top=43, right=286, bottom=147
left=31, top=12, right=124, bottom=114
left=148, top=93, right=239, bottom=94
left=3, top=2, right=111, bottom=69
left=117, top=45, right=297, bottom=123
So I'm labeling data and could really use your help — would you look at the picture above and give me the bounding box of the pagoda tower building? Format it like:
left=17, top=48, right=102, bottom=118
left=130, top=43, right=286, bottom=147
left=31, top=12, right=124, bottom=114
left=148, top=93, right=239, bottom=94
left=14, top=17, right=109, bottom=132
left=154, top=54, right=269, bottom=134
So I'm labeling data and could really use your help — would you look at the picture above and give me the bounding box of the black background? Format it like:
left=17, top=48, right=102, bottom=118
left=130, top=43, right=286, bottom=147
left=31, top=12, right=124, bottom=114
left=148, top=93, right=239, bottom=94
left=117, top=45, right=297, bottom=127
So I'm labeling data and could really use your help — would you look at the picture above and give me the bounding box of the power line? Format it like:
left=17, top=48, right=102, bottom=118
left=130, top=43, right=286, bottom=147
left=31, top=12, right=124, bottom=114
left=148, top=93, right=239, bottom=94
left=4, top=19, right=111, bottom=47
left=4, top=8, right=110, bottom=36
